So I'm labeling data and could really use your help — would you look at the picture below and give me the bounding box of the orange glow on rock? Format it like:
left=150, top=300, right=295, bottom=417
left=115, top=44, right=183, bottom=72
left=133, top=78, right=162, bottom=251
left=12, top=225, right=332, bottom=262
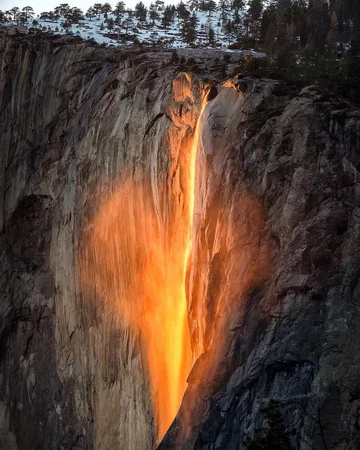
left=78, top=81, right=206, bottom=444
left=79, top=181, right=192, bottom=443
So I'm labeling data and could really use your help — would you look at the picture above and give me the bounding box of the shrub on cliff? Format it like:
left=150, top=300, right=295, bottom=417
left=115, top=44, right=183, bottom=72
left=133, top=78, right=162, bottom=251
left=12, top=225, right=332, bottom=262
left=170, top=49, right=179, bottom=64
left=229, top=56, right=272, bottom=78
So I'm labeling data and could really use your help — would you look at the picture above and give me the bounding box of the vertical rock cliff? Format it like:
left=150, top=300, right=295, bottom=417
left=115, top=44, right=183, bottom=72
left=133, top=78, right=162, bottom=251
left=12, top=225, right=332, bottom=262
left=161, top=83, right=360, bottom=449
left=1, top=34, right=360, bottom=450
left=0, top=34, right=201, bottom=449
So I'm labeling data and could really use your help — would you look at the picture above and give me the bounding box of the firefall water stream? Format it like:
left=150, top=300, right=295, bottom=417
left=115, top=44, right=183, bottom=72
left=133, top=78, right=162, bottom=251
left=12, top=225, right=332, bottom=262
left=79, top=92, right=207, bottom=443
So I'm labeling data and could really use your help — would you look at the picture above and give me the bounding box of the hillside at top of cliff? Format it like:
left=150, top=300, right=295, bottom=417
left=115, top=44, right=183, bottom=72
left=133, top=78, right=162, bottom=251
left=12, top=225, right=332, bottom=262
left=1, top=6, right=245, bottom=49
left=0, top=0, right=277, bottom=51
left=33, top=10, right=235, bottom=49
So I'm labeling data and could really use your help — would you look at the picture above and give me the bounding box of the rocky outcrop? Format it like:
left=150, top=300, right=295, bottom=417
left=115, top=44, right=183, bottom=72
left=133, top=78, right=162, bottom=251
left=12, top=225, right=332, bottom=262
left=1, top=33, right=360, bottom=450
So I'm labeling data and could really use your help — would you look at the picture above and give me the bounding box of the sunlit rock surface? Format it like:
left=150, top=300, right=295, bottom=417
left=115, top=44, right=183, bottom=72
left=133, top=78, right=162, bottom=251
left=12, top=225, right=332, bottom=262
left=0, top=34, right=201, bottom=449
left=1, top=34, right=360, bottom=450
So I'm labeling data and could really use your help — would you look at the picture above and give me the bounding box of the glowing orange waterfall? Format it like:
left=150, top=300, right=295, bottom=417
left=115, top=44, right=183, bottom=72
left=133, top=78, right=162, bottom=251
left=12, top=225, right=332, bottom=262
left=183, top=95, right=207, bottom=363
left=78, top=88, right=207, bottom=444
left=185, top=96, right=207, bottom=274
left=143, top=95, right=208, bottom=442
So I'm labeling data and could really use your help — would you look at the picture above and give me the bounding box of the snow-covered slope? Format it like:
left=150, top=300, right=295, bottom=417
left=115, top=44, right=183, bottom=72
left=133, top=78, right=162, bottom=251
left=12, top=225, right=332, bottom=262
left=26, top=9, right=243, bottom=49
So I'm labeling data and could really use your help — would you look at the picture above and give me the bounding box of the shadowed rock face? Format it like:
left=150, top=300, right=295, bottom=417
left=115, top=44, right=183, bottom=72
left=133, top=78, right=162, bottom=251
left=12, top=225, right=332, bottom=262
left=160, top=84, right=360, bottom=449
left=1, top=34, right=360, bottom=450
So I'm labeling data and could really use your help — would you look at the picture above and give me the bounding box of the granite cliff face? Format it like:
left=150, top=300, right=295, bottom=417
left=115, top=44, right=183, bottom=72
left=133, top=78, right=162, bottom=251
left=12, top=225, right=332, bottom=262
left=1, top=33, right=360, bottom=450
left=0, top=33, right=202, bottom=449
left=161, top=83, right=360, bottom=450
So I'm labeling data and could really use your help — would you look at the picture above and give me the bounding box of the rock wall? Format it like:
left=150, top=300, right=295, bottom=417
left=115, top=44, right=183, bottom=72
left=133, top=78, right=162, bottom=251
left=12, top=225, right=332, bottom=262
left=1, top=33, right=360, bottom=450
left=0, top=34, right=201, bottom=449
left=161, top=83, right=360, bottom=449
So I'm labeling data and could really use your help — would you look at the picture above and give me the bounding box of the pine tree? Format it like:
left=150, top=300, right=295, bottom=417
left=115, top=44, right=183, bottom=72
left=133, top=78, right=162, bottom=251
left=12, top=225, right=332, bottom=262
left=102, top=2, right=112, bottom=18
left=135, top=2, right=148, bottom=22
left=232, top=0, right=245, bottom=13
left=200, top=0, right=217, bottom=14
left=149, top=3, right=159, bottom=23
left=155, top=0, right=165, bottom=11
left=170, top=49, right=179, bottom=63
left=92, top=3, right=103, bottom=20
left=7, top=7, right=20, bottom=23
left=40, top=11, right=50, bottom=21
left=52, top=10, right=60, bottom=20
left=61, top=19, right=71, bottom=31
left=244, top=0, right=263, bottom=42
left=208, top=26, right=215, bottom=44
left=123, top=13, right=134, bottom=34
left=218, top=0, right=230, bottom=15
left=244, top=400, right=294, bottom=450
left=181, top=11, right=198, bottom=44
left=162, top=5, right=175, bottom=27
left=17, top=12, right=28, bottom=24
left=224, top=18, right=235, bottom=44
left=22, top=6, right=34, bottom=21
left=307, top=0, right=330, bottom=49
left=0, top=11, right=8, bottom=22
left=327, top=10, right=339, bottom=47
left=86, top=7, right=96, bottom=21
left=114, top=1, right=126, bottom=17
left=343, top=33, right=360, bottom=103
left=65, top=7, right=84, bottom=24
left=57, top=3, right=71, bottom=16
left=187, top=0, right=199, bottom=11
left=232, top=6, right=243, bottom=40
left=177, top=1, right=190, bottom=19
left=107, top=17, right=114, bottom=30
left=248, top=0, right=263, bottom=22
